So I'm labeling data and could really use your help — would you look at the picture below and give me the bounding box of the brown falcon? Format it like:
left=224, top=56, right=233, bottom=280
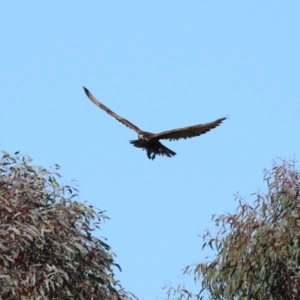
left=83, top=87, right=227, bottom=160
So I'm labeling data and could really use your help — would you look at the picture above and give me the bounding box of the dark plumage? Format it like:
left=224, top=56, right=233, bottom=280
left=83, top=87, right=227, bottom=160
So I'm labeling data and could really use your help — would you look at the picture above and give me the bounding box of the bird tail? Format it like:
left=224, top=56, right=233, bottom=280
left=130, top=140, right=176, bottom=159
left=159, top=144, right=176, bottom=158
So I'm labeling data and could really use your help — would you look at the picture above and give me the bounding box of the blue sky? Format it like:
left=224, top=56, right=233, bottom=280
left=1, top=2, right=299, bottom=299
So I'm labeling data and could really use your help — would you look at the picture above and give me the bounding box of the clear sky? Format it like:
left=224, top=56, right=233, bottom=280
left=1, top=2, right=299, bottom=299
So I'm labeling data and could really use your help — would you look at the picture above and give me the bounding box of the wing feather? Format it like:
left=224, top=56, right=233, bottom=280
left=83, top=87, right=142, bottom=133
left=152, top=117, right=227, bottom=141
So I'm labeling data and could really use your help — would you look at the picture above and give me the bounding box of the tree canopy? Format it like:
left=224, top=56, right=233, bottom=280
left=0, top=151, right=135, bottom=300
left=166, top=159, right=300, bottom=300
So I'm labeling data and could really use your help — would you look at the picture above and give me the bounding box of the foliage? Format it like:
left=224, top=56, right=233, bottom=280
left=0, top=151, right=135, bottom=300
left=165, top=159, right=300, bottom=300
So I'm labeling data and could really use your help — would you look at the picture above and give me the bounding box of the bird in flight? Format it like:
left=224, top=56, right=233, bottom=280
left=83, top=87, right=227, bottom=160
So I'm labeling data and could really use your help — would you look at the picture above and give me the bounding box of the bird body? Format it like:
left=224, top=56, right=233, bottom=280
left=83, top=87, right=227, bottom=160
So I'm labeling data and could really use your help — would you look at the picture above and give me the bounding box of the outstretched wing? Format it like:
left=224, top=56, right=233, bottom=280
left=152, top=117, right=227, bottom=141
left=83, top=87, right=142, bottom=133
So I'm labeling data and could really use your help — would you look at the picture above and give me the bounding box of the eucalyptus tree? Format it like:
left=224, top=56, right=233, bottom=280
left=166, top=159, right=300, bottom=300
left=0, top=151, right=135, bottom=300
